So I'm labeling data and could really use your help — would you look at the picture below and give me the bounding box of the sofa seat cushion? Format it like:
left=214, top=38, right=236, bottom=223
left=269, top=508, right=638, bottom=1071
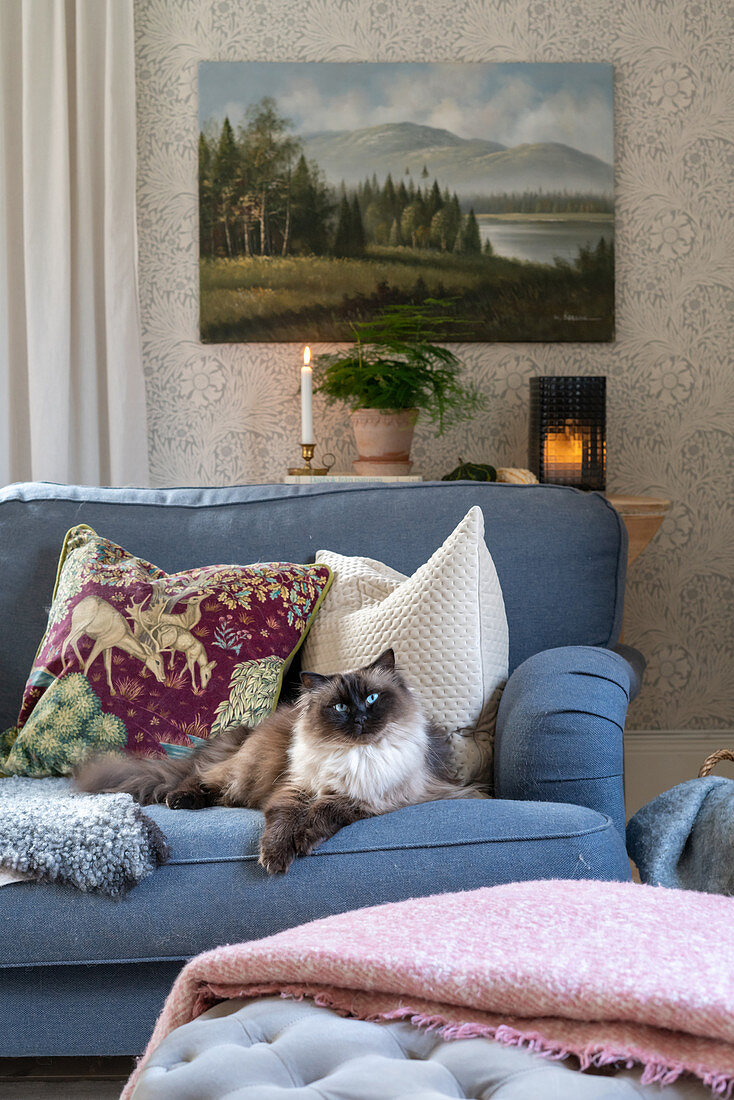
left=1, top=798, right=630, bottom=969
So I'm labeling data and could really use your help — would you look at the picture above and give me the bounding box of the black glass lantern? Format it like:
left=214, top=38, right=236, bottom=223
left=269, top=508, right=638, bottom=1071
left=529, top=376, right=606, bottom=491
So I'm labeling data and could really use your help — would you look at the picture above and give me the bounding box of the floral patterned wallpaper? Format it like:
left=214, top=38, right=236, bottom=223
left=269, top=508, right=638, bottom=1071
left=134, top=0, right=733, bottom=732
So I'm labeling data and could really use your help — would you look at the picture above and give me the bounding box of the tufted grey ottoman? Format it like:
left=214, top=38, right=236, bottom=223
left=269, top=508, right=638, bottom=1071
left=131, top=996, right=710, bottom=1099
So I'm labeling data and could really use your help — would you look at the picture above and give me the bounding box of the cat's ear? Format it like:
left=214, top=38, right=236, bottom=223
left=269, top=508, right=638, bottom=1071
left=300, top=671, right=329, bottom=692
left=367, top=648, right=395, bottom=672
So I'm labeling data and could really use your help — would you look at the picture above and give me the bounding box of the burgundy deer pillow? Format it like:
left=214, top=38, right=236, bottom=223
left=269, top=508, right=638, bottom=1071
left=0, top=525, right=332, bottom=777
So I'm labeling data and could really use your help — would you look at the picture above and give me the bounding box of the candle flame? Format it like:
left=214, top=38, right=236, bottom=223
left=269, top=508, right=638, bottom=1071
left=303, top=346, right=311, bottom=366
left=544, top=420, right=584, bottom=472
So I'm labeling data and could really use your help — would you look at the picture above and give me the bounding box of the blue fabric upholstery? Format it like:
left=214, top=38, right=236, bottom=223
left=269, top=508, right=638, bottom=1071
left=0, top=481, right=638, bottom=1057
left=613, top=643, right=645, bottom=700
left=495, top=645, right=638, bottom=836
left=3, top=799, right=629, bottom=1055
left=5, top=799, right=629, bottom=970
left=1, top=962, right=182, bottom=1057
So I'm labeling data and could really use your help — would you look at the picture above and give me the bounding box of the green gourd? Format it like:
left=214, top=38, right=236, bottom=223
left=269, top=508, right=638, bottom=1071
left=441, top=458, right=497, bottom=482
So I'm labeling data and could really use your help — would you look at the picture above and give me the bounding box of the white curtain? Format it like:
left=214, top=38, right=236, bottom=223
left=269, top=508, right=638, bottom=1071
left=0, top=0, right=148, bottom=486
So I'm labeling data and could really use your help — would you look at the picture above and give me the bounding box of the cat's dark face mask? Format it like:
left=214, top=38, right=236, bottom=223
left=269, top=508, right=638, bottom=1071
left=300, top=649, right=403, bottom=744
left=321, top=681, right=394, bottom=742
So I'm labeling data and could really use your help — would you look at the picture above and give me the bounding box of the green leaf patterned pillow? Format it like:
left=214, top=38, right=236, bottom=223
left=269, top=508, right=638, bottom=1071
left=1, top=525, right=331, bottom=777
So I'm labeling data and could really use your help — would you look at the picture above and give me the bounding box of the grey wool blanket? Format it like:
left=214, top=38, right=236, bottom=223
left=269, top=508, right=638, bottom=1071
left=0, top=776, right=169, bottom=898
left=627, top=776, right=734, bottom=895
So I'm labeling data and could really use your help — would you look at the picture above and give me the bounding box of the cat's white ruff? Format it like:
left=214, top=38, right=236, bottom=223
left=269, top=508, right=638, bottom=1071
left=288, top=710, right=470, bottom=814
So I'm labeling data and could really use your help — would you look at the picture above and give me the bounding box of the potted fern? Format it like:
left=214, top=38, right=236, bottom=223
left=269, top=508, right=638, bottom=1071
left=313, top=302, right=485, bottom=475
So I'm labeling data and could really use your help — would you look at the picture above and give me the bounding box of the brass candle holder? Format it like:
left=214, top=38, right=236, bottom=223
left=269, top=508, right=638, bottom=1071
left=288, top=443, right=332, bottom=477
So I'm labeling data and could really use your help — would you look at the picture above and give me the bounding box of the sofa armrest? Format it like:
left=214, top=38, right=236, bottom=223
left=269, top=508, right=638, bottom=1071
left=610, top=643, right=645, bottom=701
left=494, top=645, right=643, bottom=835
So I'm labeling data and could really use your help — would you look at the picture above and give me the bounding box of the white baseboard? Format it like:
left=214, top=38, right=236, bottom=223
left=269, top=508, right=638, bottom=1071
left=625, top=730, right=734, bottom=818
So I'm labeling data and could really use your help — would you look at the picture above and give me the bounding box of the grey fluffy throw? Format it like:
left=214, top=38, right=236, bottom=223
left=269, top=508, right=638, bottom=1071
left=627, top=776, right=734, bottom=895
left=0, top=776, right=169, bottom=898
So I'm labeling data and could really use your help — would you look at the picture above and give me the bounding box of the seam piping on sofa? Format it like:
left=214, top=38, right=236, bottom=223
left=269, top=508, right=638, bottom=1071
left=0, top=479, right=616, bottom=511
left=595, top=491, right=627, bottom=647
left=163, top=819, right=618, bottom=865
left=534, top=773, right=624, bottom=786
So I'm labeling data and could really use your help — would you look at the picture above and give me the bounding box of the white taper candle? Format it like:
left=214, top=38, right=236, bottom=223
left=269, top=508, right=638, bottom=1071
left=301, top=346, right=314, bottom=445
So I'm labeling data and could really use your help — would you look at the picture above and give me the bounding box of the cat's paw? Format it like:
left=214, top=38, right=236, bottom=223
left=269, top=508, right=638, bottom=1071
left=291, top=824, right=321, bottom=858
left=165, top=785, right=210, bottom=810
left=258, top=835, right=297, bottom=875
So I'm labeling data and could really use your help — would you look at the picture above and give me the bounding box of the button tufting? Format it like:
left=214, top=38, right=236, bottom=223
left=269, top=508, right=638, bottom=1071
left=132, top=997, right=710, bottom=1100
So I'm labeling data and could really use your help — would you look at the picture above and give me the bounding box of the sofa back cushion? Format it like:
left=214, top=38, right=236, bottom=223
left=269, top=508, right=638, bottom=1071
left=0, top=481, right=626, bottom=731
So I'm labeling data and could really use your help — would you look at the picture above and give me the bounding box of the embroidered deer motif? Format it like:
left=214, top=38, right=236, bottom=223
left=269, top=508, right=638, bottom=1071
left=142, top=589, right=206, bottom=632
left=62, top=595, right=166, bottom=694
left=127, top=590, right=216, bottom=693
left=166, top=628, right=217, bottom=692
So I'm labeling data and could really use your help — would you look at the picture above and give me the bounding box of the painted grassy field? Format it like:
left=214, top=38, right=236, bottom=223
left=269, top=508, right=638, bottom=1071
left=200, top=246, right=613, bottom=343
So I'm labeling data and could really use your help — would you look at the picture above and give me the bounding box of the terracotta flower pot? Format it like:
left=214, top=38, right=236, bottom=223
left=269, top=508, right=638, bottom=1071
left=349, top=408, right=419, bottom=476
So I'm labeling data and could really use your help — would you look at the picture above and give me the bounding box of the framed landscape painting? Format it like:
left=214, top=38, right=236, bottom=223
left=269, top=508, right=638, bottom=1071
left=198, top=62, right=614, bottom=343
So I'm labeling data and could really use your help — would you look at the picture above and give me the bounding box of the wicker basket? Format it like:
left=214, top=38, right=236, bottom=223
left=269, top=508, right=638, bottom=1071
left=698, top=749, right=734, bottom=777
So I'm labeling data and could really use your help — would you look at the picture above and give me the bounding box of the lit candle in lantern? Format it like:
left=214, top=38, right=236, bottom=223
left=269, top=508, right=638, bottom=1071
left=529, top=377, right=606, bottom=490
left=301, top=346, right=314, bottom=445
left=543, top=421, right=584, bottom=476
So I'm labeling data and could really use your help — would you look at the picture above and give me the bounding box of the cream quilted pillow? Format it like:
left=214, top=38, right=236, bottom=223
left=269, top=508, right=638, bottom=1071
left=300, top=507, right=509, bottom=786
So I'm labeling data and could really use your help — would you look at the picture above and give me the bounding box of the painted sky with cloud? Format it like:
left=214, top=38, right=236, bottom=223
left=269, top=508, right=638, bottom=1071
left=199, top=62, right=614, bottom=164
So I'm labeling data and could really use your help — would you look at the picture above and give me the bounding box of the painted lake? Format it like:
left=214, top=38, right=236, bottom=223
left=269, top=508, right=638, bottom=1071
left=478, top=216, right=614, bottom=265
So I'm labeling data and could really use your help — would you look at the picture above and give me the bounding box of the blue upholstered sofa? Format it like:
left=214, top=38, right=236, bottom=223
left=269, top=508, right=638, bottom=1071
left=0, top=480, right=641, bottom=1057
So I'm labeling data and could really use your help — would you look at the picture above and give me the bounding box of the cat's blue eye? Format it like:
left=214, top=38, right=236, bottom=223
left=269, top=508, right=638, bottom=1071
left=366, top=693, right=379, bottom=705
left=333, top=702, right=348, bottom=713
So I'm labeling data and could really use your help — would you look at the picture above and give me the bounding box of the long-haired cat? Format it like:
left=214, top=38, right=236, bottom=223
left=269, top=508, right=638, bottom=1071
left=75, top=649, right=478, bottom=874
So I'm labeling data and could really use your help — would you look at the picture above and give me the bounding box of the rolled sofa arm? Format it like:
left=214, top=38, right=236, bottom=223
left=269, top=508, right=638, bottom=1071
left=494, top=645, right=643, bottom=836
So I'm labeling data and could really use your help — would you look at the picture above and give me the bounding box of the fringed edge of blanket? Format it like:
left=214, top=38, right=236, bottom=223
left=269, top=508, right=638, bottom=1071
left=189, top=982, right=734, bottom=1100
left=395, top=1013, right=734, bottom=1098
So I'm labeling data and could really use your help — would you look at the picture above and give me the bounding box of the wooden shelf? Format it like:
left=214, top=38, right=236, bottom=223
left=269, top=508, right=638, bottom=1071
left=607, top=494, right=670, bottom=565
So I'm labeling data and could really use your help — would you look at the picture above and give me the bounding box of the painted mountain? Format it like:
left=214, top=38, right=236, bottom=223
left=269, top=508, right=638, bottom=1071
left=301, top=122, right=613, bottom=198
left=199, top=61, right=615, bottom=343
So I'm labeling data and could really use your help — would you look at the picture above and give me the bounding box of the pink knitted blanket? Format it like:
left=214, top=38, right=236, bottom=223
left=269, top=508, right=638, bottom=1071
left=123, top=880, right=734, bottom=1099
